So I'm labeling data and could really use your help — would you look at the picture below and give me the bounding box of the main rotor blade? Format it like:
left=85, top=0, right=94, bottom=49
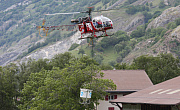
left=44, top=8, right=118, bottom=16
left=92, top=9, right=118, bottom=12
left=45, top=12, right=81, bottom=15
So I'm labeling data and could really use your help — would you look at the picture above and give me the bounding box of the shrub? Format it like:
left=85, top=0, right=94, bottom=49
left=68, top=43, right=79, bottom=51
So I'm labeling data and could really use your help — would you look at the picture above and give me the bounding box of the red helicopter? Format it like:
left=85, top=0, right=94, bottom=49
left=37, top=7, right=114, bottom=39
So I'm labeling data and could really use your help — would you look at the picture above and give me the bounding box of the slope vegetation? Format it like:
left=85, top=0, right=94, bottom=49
left=0, top=0, right=180, bottom=66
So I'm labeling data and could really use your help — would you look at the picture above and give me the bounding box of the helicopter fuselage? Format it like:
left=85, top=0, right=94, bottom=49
left=77, top=15, right=113, bottom=39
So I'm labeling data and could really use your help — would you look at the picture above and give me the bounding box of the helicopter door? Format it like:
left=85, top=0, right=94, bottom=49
left=78, top=24, right=84, bottom=33
left=86, top=23, right=92, bottom=31
left=92, top=20, right=96, bottom=28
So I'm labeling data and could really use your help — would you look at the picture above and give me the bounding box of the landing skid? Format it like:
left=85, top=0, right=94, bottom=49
left=96, top=34, right=114, bottom=38
left=78, top=34, right=114, bottom=40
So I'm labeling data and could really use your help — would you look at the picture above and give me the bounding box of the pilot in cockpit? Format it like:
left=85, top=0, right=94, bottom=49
left=97, top=20, right=102, bottom=28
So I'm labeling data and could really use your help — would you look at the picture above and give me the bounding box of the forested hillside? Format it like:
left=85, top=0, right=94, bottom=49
left=0, top=53, right=116, bottom=109
left=0, top=0, right=118, bottom=47
left=0, top=0, right=119, bottom=65
left=0, top=0, right=180, bottom=66
left=70, top=3, right=180, bottom=66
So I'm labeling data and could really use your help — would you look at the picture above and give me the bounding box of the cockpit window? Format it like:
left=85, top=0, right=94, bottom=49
left=92, top=15, right=112, bottom=28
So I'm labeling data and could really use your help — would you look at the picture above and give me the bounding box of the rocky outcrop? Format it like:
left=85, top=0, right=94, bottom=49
left=147, top=5, right=180, bottom=29
left=125, top=14, right=145, bottom=31
left=123, top=26, right=180, bottom=64
left=20, top=31, right=82, bottom=62
left=107, top=0, right=126, bottom=10
left=164, top=0, right=169, bottom=6
left=0, top=52, right=19, bottom=65
left=0, top=34, right=39, bottom=66
left=122, top=5, right=180, bottom=63
left=132, top=0, right=154, bottom=5
left=0, top=31, right=82, bottom=66
left=171, top=25, right=180, bottom=39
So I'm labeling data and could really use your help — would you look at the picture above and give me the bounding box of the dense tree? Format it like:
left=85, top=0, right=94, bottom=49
left=68, top=43, right=79, bottom=51
left=175, top=18, right=180, bottom=26
left=149, top=2, right=153, bottom=6
left=0, top=64, right=19, bottom=110
left=108, top=60, right=116, bottom=67
left=159, top=1, right=166, bottom=8
left=116, top=56, right=123, bottom=63
left=152, top=11, right=162, bottom=19
left=124, top=0, right=138, bottom=6
left=51, top=52, right=75, bottom=69
left=17, top=58, right=52, bottom=90
left=115, top=53, right=180, bottom=84
left=99, top=64, right=113, bottom=70
left=130, top=25, right=146, bottom=38
left=78, top=48, right=85, bottom=55
left=95, top=30, right=130, bottom=52
left=102, top=0, right=110, bottom=5
left=145, top=27, right=167, bottom=39
left=143, top=11, right=152, bottom=23
left=126, top=6, right=137, bottom=15
left=94, top=54, right=104, bottom=64
left=114, top=44, right=124, bottom=53
left=166, top=17, right=180, bottom=30
left=94, top=43, right=104, bottom=52
left=126, top=5, right=149, bottom=15
left=131, top=53, right=180, bottom=84
left=167, top=22, right=177, bottom=29
left=115, top=63, right=131, bottom=70
left=19, top=56, right=116, bottom=109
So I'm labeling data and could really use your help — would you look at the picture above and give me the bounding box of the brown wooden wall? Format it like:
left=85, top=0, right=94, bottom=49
left=141, top=104, right=171, bottom=110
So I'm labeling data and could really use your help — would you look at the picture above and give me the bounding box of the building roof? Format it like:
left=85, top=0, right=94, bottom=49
left=110, top=76, right=180, bottom=105
left=100, top=70, right=153, bottom=92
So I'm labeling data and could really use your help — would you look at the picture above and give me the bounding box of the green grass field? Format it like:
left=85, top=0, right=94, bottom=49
left=70, top=42, right=119, bottom=65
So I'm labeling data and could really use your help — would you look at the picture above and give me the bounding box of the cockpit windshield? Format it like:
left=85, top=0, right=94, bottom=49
left=92, top=15, right=113, bottom=28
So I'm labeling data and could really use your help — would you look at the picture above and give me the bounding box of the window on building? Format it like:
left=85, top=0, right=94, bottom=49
left=105, top=95, right=117, bottom=101
left=114, top=95, right=117, bottom=99
left=105, top=95, right=108, bottom=101
left=108, top=107, right=114, bottom=110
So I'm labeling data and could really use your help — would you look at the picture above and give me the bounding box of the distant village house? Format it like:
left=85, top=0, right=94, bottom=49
left=110, top=76, right=180, bottom=110
left=96, top=70, right=153, bottom=110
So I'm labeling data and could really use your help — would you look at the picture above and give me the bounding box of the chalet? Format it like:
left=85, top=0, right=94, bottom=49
left=110, top=76, right=180, bottom=110
left=96, top=70, right=153, bottom=110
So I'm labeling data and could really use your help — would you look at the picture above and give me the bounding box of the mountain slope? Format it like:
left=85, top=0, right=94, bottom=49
left=1, top=0, right=180, bottom=66
left=147, top=5, right=180, bottom=29
left=19, top=32, right=82, bottom=64
left=123, top=5, right=180, bottom=63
